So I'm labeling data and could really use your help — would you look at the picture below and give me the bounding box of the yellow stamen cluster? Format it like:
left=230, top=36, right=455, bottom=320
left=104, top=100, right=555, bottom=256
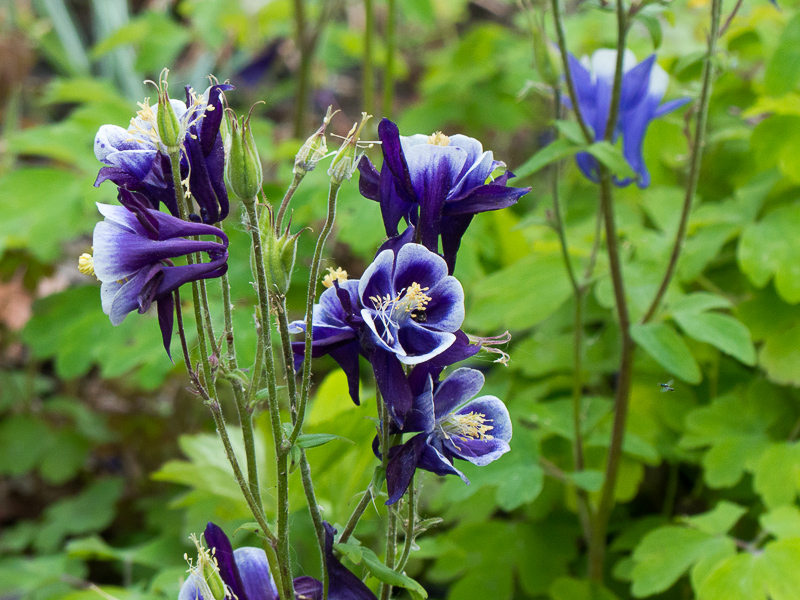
left=442, top=411, right=494, bottom=441
left=403, top=282, right=431, bottom=313
left=427, top=131, right=451, bottom=147
left=184, top=534, right=230, bottom=600
left=322, top=266, right=348, bottom=288
left=78, top=251, right=95, bottom=277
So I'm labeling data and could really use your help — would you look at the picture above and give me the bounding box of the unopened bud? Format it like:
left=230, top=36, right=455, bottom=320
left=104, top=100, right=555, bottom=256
left=258, top=206, right=302, bottom=296
left=155, top=68, right=182, bottom=149
left=294, top=106, right=337, bottom=175
left=328, top=112, right=372, bottom=185
left=227, top=105, right=263, bottom=201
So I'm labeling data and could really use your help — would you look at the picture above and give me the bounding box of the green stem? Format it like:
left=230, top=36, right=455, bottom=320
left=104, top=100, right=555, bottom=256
left=379, top=508, right=397, bottom=600
left=276, top=172, right=305, bottom=234
left=276, top=298, right=299, bottom=419
left=248, top=312, right=266, bottom=408
left=549, top=0, right=594, bottom=143
left=396, top=475, right=416, bottom=572
left=293, top=182, right=342, bottom=446
left=242, top=198, right=293, bottom=599
left=299, top=451, right=328, bottom=599
left=339, top=486, right=374, bottom=544
left=200, top=278, right=218, bottom=358
left=383, top=0, right=396, bottom=118
left=363, top=0, right=375, bottom=118
left=641, top=0, right=723, bottom=324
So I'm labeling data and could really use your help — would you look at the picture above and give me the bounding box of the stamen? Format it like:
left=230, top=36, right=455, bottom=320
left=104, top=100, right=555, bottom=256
left=427, top=131, right=451, bottom=146
left=440, top=411, right=494, bottom=447
left=322, top=266, right=348, bottom=288
left=78, top=250, right=95, bottom=277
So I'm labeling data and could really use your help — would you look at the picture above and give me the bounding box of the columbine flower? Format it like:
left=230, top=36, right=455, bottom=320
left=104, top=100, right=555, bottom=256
left=565, top=49, right=690, bottom=188
left=94, top=70, right=233, bottom=223
left=358, top=119, right=530, bottom=272
left=88, top=192, right=228, bottom=357
left=179, top=522, right=377, bottom=600
left=290, top=243, right=476, bottom=424
left=384, top=367, right=512, bottom=504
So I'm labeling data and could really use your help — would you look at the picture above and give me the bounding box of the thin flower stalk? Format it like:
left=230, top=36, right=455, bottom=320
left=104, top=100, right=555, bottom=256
left=396, top=475, right=416, bottom=572
left=300, top=451, right=329, bottom=599
left=276, top=172, right=305, bottom=234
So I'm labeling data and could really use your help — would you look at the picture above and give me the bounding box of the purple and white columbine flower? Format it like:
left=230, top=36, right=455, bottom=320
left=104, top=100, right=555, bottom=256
left=179, top=522, right=377, bottom=600
left=384, top=367, right=512, bottom=504
left=565, top=49, right=690, bottom=188
left=94, top=81, right=233, bottom=223
left=87, top=193, right=228, bottom=357
left=290, top=243, right=475, bottom=424
left=358, top=119, right=530, bottom=273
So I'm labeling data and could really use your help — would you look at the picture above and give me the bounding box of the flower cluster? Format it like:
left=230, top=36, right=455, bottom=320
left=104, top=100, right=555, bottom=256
left=564, top=49, right=690, bottom=188
left=294, top=120, right=526, bottom=501
left=84, top=72, right=233, bottom=356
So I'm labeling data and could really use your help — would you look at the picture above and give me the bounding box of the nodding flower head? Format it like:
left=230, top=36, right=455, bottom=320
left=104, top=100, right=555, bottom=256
left=328, top=112, right=372, bottom=184
left=564, top=49, right=690, bottom=188
left=384, top=367, right=512, bottom=504
left=94, top=73, right=234, bottom=223
left=295, top=106, right=336, bottom=175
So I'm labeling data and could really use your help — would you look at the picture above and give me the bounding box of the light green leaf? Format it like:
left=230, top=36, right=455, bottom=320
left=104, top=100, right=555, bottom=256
left=555, top=119, right=589, bottom=144
left=765, top=14, right=800, bottom=96
left=761, top=506, right=800, bottom=540
left=587, top=141, right=637, bottom=179
left=550, top=577, right=620, bottom=600
left=671, top=292, right=732, bottom=315
left=295, top=433, right=354, bottom=449
left=567, top=470, right=605, bottom=492
left=630, top=322, right=702, bottom=384
left=513, top=138, right=579, bottom=179
left=335, top=542, right=427, bottom=599
left=683, top=501, right=746, bottom=535
left=673, top=311, right=756, bottom=365
left=754, top=443, right=800, bottom=509
left=696, top=552, right=762, bottom=600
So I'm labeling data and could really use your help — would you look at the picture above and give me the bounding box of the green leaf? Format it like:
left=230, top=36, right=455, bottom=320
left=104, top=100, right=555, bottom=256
left=555, top=119, right=589, bottom=144
left=671, top=292, right=732, bottom=315
left=567, top=470, right=605, bottom=492
left=761, top=506, right=800, bottom=540
left=636, top=13, right=663, bottom=49
left=0, top=415, right=51, bottom=476
left=587, top=141, right=637, bottom=179
left=754, top=443, right=800, bottom=509
left=513, top=138, right=579, bottom=179
left=629, top=526, right=717, bottom=596
left=630, top=322, right=702, bottom=384
left=683, top=501, right=746, bottom=535
left=335, top=542, right=427, bottom=599
left=673, top=311, right=756, bottom=365
left=550, top=578, right=620, bottom=600
left=765, top=14, right=800, bottom=96
left=294, top=433, right=354, bottom=449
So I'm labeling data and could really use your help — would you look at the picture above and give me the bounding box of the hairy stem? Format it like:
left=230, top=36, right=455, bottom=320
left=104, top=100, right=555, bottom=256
left=396, top=475, right=416, bottom=572
left=276, top=171, right=305, bottom=234
left=293, top=182, right=342, bottom=445
left=339, top=486, right=374, bottom=544
left=641, top=0, right=723, bottom=324
left=379, top=509, right=397, bottom=600
left=300, top=452, right=328, bottom=599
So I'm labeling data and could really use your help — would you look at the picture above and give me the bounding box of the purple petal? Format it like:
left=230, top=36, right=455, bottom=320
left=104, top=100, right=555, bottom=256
left=375, top=224, right=416, bottom=257
left=386, top=434, right=426, bottom=504
left=234, top=547, right=278, bottom=600
left=440, top=214, right=474, bottom=274
left=328, top=340, right=363, bottom=405
left=371, top=347, right=413, bottom=426
left=423, top=276, right=465, bottom=332
left=293, top=576, right=323, bottom=599
left=392, top=242, right=449, bottom=293
left=450, top=150, right=494, bottom=198
left=620, top=54, right=656, bottom=112
left=357, top=155, right=381, bottom=201
left=443, top=436, right=511, bottom=466
left=396, top=324, right=455, bottom=365
left=323, top=522, right=378, bottom=600
left=378, top=119, right=417, bottom=204
left=105, top=149, right=157, bottom=182
left=418, top=438, right=467, bottom=481
left=654, top=96, right=691, bottom=119
left=403, top=373, right=435, bottom=433
left=94, top=124, right=142, bottom=162
left=379, top=165, right=416, bottom=237
left=442, top=184, right=529, bottom=217
left=178, top=574, right=205, bottom=600
left=432, top=368, right=485, bottom=419
left=358, top=249, right=395, bottom=309
left=204, top=523, right=249, bottom=600
left=157, top=295, right=174, bottom=360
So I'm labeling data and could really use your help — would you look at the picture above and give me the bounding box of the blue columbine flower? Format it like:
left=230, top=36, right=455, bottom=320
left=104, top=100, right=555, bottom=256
left=565, top=49, right=690, bottom=188
left=290, top=243, right=477, bottom=424
left=179, top=522, right=377, bottom=600
left=383, top=367, right=512, bottom=504
left=94, top=80, right=233, bottom=223
left=85, top=192, right=228, bottom=357
left=358, top=119, right=530, bottom=273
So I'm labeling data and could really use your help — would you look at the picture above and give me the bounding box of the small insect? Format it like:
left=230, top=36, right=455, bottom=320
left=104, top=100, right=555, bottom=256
left=659, top=379, right=675, bottom=393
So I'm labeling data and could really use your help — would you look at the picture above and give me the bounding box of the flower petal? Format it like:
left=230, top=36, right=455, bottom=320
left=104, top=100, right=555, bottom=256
left=358, top=249, right=395, bottom=308
left=204, top=522, right=248, bottom=600
left=432, top=368, right=485, bottom=419
left=234, top=547, right=279, bottom=600
left=396, top=324, right=455, bottom=365
left=94, top=124, right=142, bottom=162
left=392, top=243, right=449, bottom=293
left=371, top=347, right=413, bottom=425
left=423, top=276, right=465, bottom=332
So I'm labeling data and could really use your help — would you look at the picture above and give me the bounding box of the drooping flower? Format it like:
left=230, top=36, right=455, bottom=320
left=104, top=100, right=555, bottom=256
left=358, top=119, right=530, bottom=273
left=87, top=192, right=228, bottom=357
left=384, top=367, right=512, bottom=504
left=179, top=522, right=377, bottom=600
left=290, top=243, right=477, bottom=424
left=564, top=49, right=690, bottom=188
left=94, top=71, right=233, bottom=223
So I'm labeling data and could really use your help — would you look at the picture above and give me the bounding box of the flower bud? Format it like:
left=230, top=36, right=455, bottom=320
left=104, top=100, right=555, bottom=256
left=256, top=206, right=302, bottom=296
left=294, top=106, right=336, bottom=175
left=328, top=112, right=372, bottom=185
left=226, top=106, right=263, bottom=201
left=186, top=534, right=229, bottom=600
left=155, top=68, right=182, bottom=149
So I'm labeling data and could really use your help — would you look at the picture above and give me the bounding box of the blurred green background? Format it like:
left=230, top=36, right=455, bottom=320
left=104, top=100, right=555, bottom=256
left=3, top=0, right=800, bottom=598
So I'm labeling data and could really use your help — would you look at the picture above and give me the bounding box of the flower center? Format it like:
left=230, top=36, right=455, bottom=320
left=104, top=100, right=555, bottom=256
left=427, top=131, right=451, bottom=147
left=440, top=411, right=494, bottom=442
left=369, top=282, right=432, bottom=344
left=78, top=251, right=95, bottom=277
left=322, top=266, right=348, bottom=288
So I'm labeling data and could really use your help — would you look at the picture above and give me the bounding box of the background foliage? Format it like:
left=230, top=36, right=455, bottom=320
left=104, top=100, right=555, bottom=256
left=2, top=0, right=800, bottom=598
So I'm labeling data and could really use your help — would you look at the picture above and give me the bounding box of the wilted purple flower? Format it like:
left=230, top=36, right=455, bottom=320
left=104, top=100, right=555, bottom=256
left=358, top=119, right=530, bottom=272
left=94, top=80, right=233, bottom=223
left=565, top=49, right=690, bottom=187
left=179, top=522, right=377, bottom=600
left=87, top=193, right=228, bottom=356
left=290, top=243, right=476, bottom=424
left=384, top=367, right=512, bottom=504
